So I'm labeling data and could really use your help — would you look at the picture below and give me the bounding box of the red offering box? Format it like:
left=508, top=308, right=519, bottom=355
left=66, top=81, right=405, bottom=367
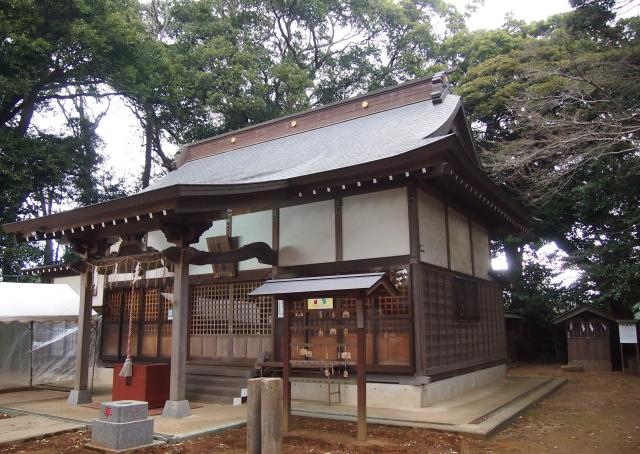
left=112, top=363, right=170, bottom=409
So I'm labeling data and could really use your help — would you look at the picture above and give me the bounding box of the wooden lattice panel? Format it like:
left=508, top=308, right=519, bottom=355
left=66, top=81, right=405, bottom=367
left=190, top=284, right=229, bottom=335
left=232, top=282, right=273, bottom=335
left=104, top=292, right=122, bottom=321
left=123, top=290, right=139, bottom=321
left=144, top=289, right=160, bottom=321
left=421, top=264, right=506, bottom=375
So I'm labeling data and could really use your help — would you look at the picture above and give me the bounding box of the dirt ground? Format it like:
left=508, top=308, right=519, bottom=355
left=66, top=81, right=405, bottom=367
left=1, top=364, right=639, bottom=454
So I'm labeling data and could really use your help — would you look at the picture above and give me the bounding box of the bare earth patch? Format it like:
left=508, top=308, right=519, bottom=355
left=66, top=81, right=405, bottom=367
left=1, top=364, right=638, bottom=454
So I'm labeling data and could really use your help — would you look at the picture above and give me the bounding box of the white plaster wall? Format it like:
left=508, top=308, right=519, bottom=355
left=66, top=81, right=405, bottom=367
left=472, top=223, right=491, bottom=280
left=232, top=210, right=272, bottom=271
left=448, top=207, right=472, bottom=275
left=53, top=274, right=104, bottom=307
left=53, top=275, right=81, bottom=295
left=189, top=220, right=226, bottom=275
left=279, top=200, right=335, bottom=266
left=342, top=188, right=410, bottom=261
left=417, top=190, right=448, bottom=268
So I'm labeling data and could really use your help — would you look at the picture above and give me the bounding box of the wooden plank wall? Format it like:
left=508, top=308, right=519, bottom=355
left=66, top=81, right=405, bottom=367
left=420, top=264, right=506, bottom=377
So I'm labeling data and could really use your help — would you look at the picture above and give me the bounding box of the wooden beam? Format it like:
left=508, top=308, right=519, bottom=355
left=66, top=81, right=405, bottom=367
left=356, top=296, right=367, bottom=441
left=282, top=298, right=291, bottom=433
left=163, top=242, right=277, bottom=266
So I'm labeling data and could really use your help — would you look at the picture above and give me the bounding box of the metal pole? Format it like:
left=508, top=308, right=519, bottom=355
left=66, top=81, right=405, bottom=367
left=29, top=321, right=34, bottom=388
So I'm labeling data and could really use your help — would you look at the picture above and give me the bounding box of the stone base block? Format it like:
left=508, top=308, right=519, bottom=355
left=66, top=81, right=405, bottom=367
left=68, top=389, right=92, bottom=406
left=99, top=401, right=148, bottom=423
left=91, top=417, right=154, bottom=450
left=162, top=400, right=191, bottom=418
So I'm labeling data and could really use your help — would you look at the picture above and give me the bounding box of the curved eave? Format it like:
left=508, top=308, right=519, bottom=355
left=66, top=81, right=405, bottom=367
left=3, top=134, right=528, bottom=241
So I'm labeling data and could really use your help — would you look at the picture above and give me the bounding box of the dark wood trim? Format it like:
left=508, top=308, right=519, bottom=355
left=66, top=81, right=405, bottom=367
left=108, top=268, right=272, bottom=289
left=272, top=208, right=279, bottom=278
left=276, top=256, right=410, bottom=278
left=426, top=359, right=507, bottom=381
left=444, top=204, right=451, bottom=270
left=468, top=218, right=476, bottom=277
left=407, top=184, right=425, bottom=375
left=282, top=296, right=292, bottom=433
left=335, top=198, right=343, bottom=262
left=407, top=185, right=420, bottom=264
left=225, top=209, right=232, bottom=237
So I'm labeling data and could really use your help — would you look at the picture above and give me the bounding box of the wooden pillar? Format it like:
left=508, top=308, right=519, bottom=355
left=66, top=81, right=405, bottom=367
left=282, top=298, right=291, bottom=433
left=68, top=267, right=94, bottom=405
left=356, top=296, right=367, bottom=441
left=162, top=252, right=191, bottom=417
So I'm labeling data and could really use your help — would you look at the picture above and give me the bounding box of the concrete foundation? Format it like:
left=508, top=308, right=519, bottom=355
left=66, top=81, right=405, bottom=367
left=291, top=364, right=506, bottom=409
left=162, top=399, right=191, bottom=418
left=422, top=364, right=507, bottom=406
left=67, top=389, right=92, bottom=406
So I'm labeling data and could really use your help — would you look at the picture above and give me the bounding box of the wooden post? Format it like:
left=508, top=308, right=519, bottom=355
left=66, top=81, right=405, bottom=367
left=247, top=378, right=263, bottom=454
left=261, top=378, right=283, bottom=454
left=162, top=251, right=191, bottom=417
left=282, top=299, right=291, bottom=433
left=356, top=296, right=367, bottom=442
left=68, top=267, right=93, bottom=405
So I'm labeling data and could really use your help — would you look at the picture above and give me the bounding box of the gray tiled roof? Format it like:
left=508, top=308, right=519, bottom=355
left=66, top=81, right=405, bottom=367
left=146, top=94, right=461, bottom=190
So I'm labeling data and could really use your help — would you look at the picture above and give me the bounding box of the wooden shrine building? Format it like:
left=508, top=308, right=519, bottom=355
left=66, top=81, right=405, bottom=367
left=4, top=73, right=529, bottom=418
left=553, top=305, right=619, bottom=372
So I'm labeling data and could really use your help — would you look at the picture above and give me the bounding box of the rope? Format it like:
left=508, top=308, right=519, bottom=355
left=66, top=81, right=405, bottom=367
left=126, top=289, right=135, bottom=357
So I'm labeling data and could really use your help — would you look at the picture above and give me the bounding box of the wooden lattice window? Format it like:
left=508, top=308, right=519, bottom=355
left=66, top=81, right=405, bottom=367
left=454, top=276, right=480, bottom=321
left=232, top=282, right=273, bottom=335
left=104, top=292, right=122, bottom=321
left=190, top=284, right=229, bottom=335
left=122, top=290, right=139, bottom=321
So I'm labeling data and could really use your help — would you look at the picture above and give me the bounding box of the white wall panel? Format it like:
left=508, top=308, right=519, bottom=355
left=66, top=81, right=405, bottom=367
left=472, top=222, right=491, bottom=280
left=233, top=210, right=272, bottom=271
left=279, top=200, right=335, bottom=266
left=417, top=191, right=448, bottom=268
left=448, top=207, right=472, bottom=275
left=342, top=188, right=410, bottom=261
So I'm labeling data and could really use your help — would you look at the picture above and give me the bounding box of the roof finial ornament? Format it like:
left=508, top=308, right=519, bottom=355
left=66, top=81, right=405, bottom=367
left=431, top=70, right=450, bottom=105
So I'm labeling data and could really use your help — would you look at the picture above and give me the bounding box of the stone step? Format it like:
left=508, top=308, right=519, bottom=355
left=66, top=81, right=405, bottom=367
left=185, top=383, right=246, bottom=398
left=186, top=364, right=257, bottom=378
left=186, top=374, right=249, bottom=388
left=186, top=392, right=246, bottom=406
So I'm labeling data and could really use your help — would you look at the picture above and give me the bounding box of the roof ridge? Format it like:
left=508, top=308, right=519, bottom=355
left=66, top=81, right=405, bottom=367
left=178, top=72, right=452, bottom=165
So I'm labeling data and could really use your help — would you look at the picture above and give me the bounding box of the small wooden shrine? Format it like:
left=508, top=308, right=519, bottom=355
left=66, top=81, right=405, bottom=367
left=553, top=305, right=617, bottom=372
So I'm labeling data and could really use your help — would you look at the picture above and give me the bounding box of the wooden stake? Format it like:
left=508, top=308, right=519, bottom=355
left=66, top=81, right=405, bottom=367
left=261, top=378, right=283, bottom=454
left=247, top=378, right=263, bottom=454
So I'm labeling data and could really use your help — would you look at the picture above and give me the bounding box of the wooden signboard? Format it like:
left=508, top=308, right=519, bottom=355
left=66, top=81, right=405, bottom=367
left=206, top=235, right=236, bottom=278
left=619, top=322, right=638, bottom=344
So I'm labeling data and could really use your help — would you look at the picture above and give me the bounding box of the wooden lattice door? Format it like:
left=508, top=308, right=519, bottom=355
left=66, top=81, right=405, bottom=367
left=189, top=282, right=273, bottom=360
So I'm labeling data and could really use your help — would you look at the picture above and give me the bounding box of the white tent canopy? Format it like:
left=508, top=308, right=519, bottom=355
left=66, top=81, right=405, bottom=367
left=0, top=282, right=91, bottom=323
